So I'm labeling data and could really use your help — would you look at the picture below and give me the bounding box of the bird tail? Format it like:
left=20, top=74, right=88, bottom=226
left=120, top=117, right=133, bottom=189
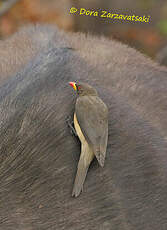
left=72, top=142, right=94, bottom=197
left=72, top=157, right=89, bottom=197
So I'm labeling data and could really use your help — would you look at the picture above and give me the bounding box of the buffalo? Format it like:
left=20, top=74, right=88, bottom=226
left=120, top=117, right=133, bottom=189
left=0, top=24, right=167, bottom=230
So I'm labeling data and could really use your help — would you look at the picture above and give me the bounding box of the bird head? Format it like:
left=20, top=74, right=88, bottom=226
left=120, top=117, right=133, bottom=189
left=69, top=82, right=97, bottom=96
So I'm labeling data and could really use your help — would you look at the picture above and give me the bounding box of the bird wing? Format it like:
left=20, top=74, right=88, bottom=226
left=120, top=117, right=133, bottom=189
left=75, top=96, right=108, bottom=167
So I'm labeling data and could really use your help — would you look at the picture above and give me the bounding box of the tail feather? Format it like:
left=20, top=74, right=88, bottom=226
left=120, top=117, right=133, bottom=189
left=72, top=139, right=94, bottom=197
left=72, top=158, right=89, bottom=197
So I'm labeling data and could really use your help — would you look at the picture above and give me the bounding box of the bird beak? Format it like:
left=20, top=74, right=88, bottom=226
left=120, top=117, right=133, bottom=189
left=69, top=82, right=77, bottom=91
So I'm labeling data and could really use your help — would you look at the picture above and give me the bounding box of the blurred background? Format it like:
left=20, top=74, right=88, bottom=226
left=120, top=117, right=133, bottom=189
left=0, top=0, right=167, bottom=58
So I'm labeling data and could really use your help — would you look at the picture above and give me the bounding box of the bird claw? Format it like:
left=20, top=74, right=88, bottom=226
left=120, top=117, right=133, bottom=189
left=66, top=116, right=78, bottom=137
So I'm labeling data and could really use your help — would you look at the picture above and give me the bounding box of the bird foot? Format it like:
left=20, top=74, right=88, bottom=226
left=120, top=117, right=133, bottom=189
left=66, top=116, right=78, bottom=137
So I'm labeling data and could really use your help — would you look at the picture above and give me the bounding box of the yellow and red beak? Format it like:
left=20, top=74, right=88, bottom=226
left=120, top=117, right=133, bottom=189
left=69, top=82, right=77, bottom=91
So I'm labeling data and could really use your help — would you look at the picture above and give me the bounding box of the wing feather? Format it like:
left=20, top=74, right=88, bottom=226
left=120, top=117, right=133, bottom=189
left=75, top=96, right=108, bottom=167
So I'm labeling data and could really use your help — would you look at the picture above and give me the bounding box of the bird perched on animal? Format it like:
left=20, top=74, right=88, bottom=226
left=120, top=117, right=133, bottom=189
left=69, top=82, right=108, bottom=197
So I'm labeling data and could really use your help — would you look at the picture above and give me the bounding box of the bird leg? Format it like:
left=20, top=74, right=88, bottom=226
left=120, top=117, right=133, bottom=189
left=66, top=115, right=78, bottom=137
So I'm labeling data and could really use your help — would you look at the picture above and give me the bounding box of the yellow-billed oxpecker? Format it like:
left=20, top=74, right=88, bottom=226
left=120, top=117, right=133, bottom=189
left=69, top=82, right=108, bottom=197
